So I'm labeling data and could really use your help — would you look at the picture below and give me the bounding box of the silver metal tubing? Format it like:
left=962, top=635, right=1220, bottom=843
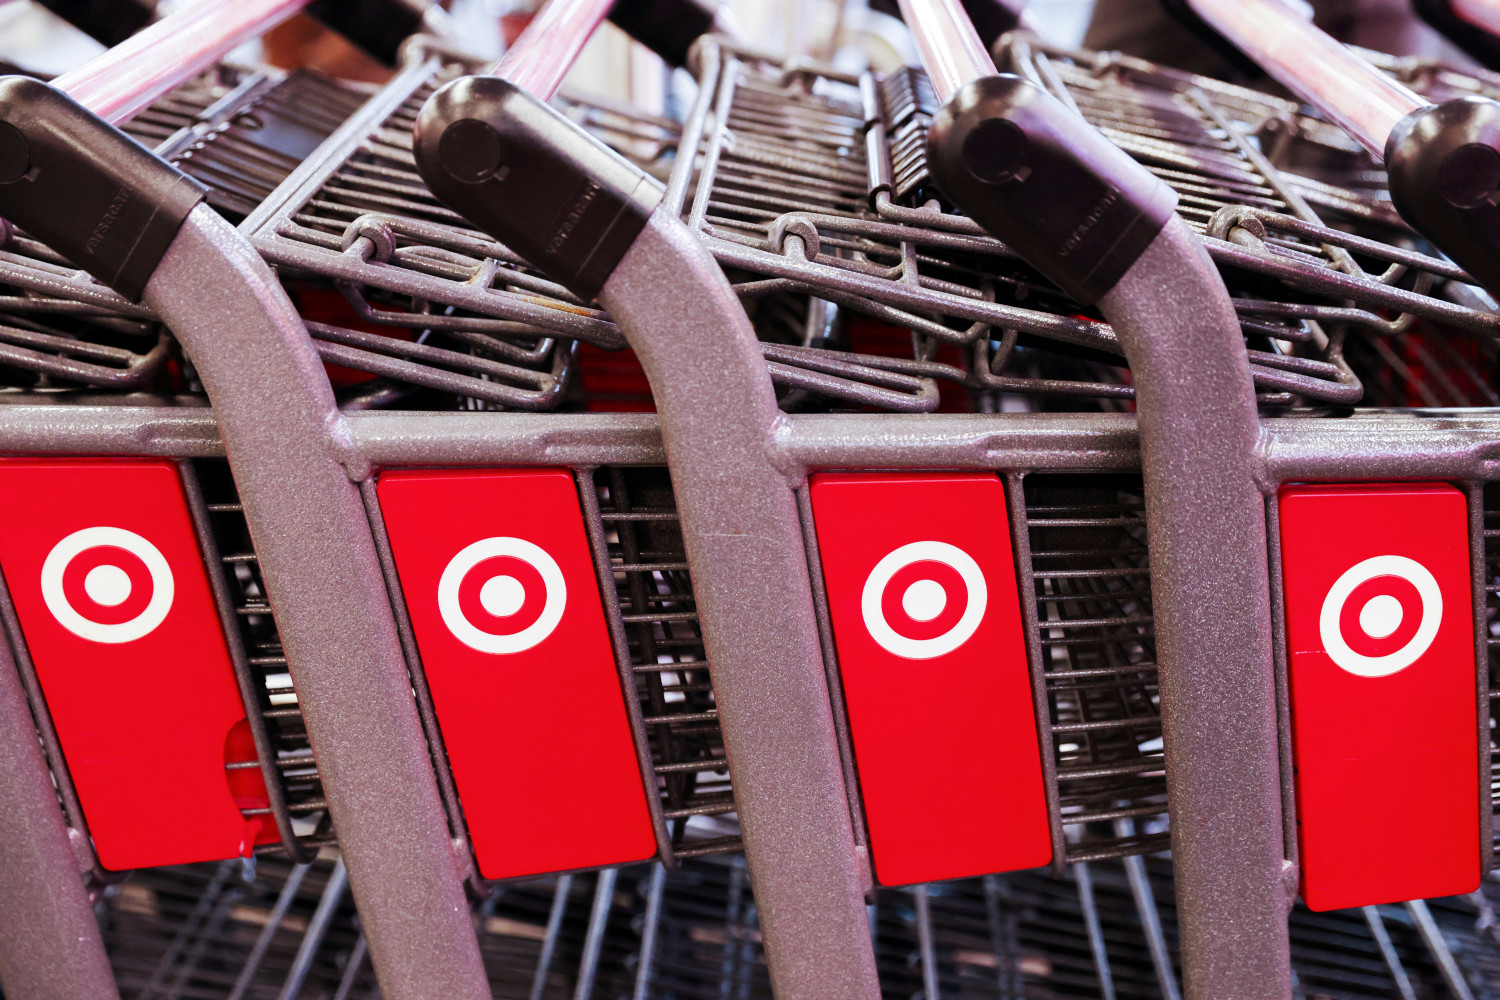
left=1453, top=0, right=1500, bottom=35
left=225, top=863, right=313, bottom=1000
left=633, top=864, right=668, bottom=1000
left=1184, top=0, right=1426, bottom=157
left=277, top=858, right=349, bottom=1000
left=574, top=868, right=617, bottom=1000
left=1101, top=217, right=1289, bottom=999
left=1361, top=907, right=1418, bottom=1000
left=599, top=209, right=881, bottom=1000
left=1073, top=863, right=1118, bottom=1000
left=0, top=625, right=121, bottom=1000
left=529, top=875, right=574, bottom=1000
left=491, top=0, right=615, bottom=102
left=894, top=0, right=998, bottom=103
left=142, top=205, right=490, bottom=1000
left=1406, top=899, right=1479, bottom=1000
left=52, top=0, right=314, bottom=125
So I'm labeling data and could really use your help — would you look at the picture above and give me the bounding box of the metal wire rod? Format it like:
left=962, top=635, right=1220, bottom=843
left=277, top=858, right=349, bottom=1000
left=225, top=862, right=313, bottom=1000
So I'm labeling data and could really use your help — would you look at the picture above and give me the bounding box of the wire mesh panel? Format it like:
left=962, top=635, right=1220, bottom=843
left=593, top=467, right=740, bottom=860
left=190, top=459, right=333, bottom=861
left=0, top=65, right=370, bottom=397
left=1023, top=475, right=1167, bottom=864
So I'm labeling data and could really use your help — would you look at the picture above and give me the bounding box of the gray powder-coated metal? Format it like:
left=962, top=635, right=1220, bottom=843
left=599, top=209, right=881, bottom=1000
left=0, top=612, right=121, bottom=1000
left=141, top=206, right=490, bottom=1000
left=1101, top=217, right=1291, bottom=999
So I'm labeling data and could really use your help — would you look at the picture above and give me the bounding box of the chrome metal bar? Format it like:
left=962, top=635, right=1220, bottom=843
left=894, top=0, right=998, bottom=103
left=226, top=863, right=313, bottom=1000
left=277, top=859, right=349, bottom=1000
left=633, top=864, right=668, bottom=1000
left=1183, top=0, right=1425, bottom=156
left=491, top=0, right=614, bottom=102
left=52, top=0, right=314, bottom=125
left=573, top=868, right=618, bottom=1000
left=1074, top=863, right=1118, bottom=1000
left=1360, top=907, right=1417, bottom=1000
left=1406, top=899, right=1478, bottom=1000
left=530, top=875, right=574, bottom=1000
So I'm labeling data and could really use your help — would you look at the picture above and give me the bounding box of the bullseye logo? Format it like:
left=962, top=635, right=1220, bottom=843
left=437, top=537, right=566, bottom=654
left=40, top=526, right=175, bottom=644
left=861, top=541, right=988, bottom=660
left=1318, top=554, right=1442, bottom=678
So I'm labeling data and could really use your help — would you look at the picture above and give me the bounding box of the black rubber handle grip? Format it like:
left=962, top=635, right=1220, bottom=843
left=1386, top=96, right=1500, bottom=297
left=607, top=0, right=716, bottom=68
left=0, top=76, right=206, bottom=300
left=925, top=73, right=1177, bottom=304
left=305, top=0, right=432, bottom=66
left=1410, top=0, right=1500, bottom=70
left=412, top=75, right=662, bottom=300
left=31, top=0, right=156, bottom=48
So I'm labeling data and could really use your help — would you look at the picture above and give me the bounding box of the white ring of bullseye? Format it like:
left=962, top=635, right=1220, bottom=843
left=1318, top=554, right=1441, bottom=678
left=437, top=537, right=566, bottom=654
left=861, top=540, right=987, bottom=660
left=40, top=526, right=174, bottom=644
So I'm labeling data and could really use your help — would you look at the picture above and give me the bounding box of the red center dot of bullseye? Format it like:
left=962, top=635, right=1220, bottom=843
left=479, top=575, right=526, bottom=618
left=1358, top=593, right=1403, bottom=639
left=83, top=564, right=132, bottom=607
left=901, top=579, right=947, bottom=622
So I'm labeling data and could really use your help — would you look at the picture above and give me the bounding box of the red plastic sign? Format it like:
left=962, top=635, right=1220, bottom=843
left=1279, top=482, right=1480, bottom=910
left=0, top=458, right=269, bottom=870
left=377, top=468, right=656, bottom=879
left=810, top=472, right=1050, bottom=885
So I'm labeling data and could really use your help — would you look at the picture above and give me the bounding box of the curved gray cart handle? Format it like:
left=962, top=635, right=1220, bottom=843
left=1176, top=0, right=1500, bottom=298
left=0, top=4, right=495, bottom=999
left=900, top=1, right=1292, bottom=998
left=414, top=2, right=883, bottom=997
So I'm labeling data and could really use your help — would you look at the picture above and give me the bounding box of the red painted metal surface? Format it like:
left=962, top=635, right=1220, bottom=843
left=1279, top=482, right=1480, bottom=911
left=809, top=471, right=1050, bottom=886
left=0, top=458, right=268, bottom=871
left=377, top=468, right=656, bottom=879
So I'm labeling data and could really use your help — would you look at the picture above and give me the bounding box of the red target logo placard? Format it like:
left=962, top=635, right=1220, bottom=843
left=0, top=458, right=271, bottom=870
left=1280, top=482, right=1480, bottom=911
left=377, top=468, right=656, bottom=879
left=810, top=472, right=1050, bottom=886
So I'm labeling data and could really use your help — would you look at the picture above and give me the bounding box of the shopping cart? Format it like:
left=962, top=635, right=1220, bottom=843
left=0, top=3, right=510, bottom=998
left=985, top=6, right=1500, bottom=997
left=637, top=0, right=1500, bottom=994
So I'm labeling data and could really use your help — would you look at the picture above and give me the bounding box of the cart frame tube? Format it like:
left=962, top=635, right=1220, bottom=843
left=1101, top=219, right=1291, bottom=1000
left=896, top=0, right=1293, bottom=994
left=598, top=211, right=882, bottom=1000
left=142, top=206, right=492, bottom=1000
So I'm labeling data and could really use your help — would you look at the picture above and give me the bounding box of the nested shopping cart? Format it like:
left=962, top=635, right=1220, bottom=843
left=2, top=2, right=886, bottom=998
left=0, top=2, right=527, bottom=998
left=402, top=0, right=1318, bottom=996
